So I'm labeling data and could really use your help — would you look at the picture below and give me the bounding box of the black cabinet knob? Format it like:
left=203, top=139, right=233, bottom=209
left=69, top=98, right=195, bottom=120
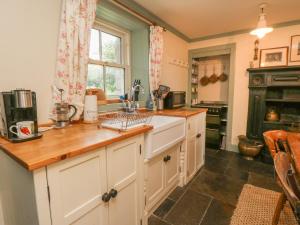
left=102, top=192, right=111, bottom=202
left=163, top=155, right=171, bottom=162
left=196, top=133, right=201, bottom=138
left=163, top=156, right=169, bottom=162
left=109, top=188, right=118, bottom=198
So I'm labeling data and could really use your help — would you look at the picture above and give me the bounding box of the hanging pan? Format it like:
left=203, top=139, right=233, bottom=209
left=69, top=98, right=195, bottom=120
left=208, top=65, right=218, bottom=83
left=200, top=64, right=209, bottom=86
left=219, top=64, right=228, bottom=82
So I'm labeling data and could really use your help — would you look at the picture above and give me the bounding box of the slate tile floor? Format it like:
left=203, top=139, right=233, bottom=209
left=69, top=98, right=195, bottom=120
left=148, top=148, right=280, bottom=225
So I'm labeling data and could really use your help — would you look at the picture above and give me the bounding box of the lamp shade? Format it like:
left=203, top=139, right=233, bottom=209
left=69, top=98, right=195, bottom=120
left=250, top=6, right=273, bottom=39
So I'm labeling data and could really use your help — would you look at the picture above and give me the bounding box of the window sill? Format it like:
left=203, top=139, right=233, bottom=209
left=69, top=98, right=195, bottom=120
left=97, top=99, right=122, bottom=105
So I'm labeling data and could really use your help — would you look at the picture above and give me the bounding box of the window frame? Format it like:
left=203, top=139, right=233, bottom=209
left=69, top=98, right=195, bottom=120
left=88, top=20, right=131, bottom=100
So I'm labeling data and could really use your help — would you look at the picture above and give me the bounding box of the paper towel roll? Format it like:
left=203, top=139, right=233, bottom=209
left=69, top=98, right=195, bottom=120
left=84, top=95, right=98, bottom=123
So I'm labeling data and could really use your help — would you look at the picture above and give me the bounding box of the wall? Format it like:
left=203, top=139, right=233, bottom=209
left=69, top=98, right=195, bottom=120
left=196, top=55, right=230, bottom=102
left=189, top=24, right=300, bottom=146
left=161, top=31, right=189, bottom=92
left=0, top=0, right=61, bottom=123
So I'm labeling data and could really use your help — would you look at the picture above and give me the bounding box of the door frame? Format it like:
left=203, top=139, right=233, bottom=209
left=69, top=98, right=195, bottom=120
left=188, top=43, right=236, bottom=151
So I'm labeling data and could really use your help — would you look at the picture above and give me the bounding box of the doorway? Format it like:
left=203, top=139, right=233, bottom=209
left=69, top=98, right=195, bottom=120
left=188, top=43, right=236, bottom=151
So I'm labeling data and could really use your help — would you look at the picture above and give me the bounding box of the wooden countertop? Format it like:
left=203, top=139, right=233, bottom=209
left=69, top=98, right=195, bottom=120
left=0, top=123, right=152, bottom=171
left=155, top=108, right=207, bottom=118
left=287, top=132, right=300, bottom=175
left=0, top=108, right=205, bottom=171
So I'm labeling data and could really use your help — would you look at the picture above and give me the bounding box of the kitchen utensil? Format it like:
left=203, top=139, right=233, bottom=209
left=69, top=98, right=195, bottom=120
left=52, top=89, right=78, bottom=128
left=156, top=99, right=164, bottom=111
left=12, top=89, right=33, bottom=108
left=265, top=107, right=280, bottom=121
left=200, top=65, right=209, bottom=86
left=158, top=85, right=170, bottom=99
left=209, top=65, right=218, bottom=83
left=219, top=64, right=228, bottom=82
left=9, top=121, right=34, bottom=138
left=0, top=90, right=42, bottom=142
left=84, top=95, right=98, bottom=123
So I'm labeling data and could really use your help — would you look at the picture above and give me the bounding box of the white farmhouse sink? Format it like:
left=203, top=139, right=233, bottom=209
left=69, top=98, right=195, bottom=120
left=145, top=116, right=186, bottom=159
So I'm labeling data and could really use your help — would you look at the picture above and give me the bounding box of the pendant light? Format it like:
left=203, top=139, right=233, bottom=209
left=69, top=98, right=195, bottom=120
left=250, top=4, right=273, bottom=39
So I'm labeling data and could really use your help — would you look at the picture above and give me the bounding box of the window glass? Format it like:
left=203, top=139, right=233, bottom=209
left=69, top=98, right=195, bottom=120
left=101, top=31, right=121, bottom=64
left=87, top=24, right=127, bottom=99
left=89, top=29, right=100, bottom=60
left=87, top=64, right=104, bottom=89
left=105, top=67, right=125, bottom=97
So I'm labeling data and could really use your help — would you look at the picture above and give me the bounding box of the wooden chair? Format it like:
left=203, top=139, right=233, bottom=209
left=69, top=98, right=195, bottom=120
left=263, top=130, right=288, bottom=158
left=274, top=152, right=300, bottom=224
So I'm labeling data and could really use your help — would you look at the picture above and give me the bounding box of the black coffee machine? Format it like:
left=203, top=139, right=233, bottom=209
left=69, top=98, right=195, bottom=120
left=0, top=89, right=42, bottom=142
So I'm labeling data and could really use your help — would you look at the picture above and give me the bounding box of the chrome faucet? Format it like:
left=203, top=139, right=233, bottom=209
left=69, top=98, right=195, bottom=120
left=130, top=84, right=145, bottom=111
left=123, top=84, right=144, bottom=113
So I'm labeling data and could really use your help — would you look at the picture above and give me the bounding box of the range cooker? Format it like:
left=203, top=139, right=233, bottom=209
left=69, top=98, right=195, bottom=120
left=192, top=101, right=228, bottom=150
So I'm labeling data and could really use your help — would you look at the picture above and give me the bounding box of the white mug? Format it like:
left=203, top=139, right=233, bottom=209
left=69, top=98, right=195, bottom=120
left=9, top=121, right=34, bottom=138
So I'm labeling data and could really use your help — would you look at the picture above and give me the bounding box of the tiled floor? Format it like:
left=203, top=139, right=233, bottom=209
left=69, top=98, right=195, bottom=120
left=148, top=148, right=280, bottom=225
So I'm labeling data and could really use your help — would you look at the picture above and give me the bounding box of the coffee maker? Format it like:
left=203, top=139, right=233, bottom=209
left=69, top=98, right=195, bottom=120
left=0, top=89, right=42, bottom=142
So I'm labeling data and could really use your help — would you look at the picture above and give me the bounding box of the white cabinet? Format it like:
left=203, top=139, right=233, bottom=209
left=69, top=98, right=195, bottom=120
left=107, top=138, right=142, bottom=225
left=145, top=143, right=180, bottom=212
left=47, top=135, right=144, bottom=225
left=47, top=149, right=108, bottom=225
left=184, top=112, right=206, bottom=184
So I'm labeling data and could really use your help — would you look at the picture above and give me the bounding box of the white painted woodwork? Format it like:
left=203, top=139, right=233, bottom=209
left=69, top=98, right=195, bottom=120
left=0, top=150, right=40, bottom=225
left=145, top=153, right=165, bottom=210
left=47, top=149, right=108, bottom=225
left=145, top=143, right=180, bottom=213
left=186, top=137, right=197, bottom=180
left=184, top=112, right=206, bottom=184
left=145, top=116, right=185, bottom=159
left=107, top=137, right=142, bottom=225
left=165, top=145, right=180, bottom=188
left=33, top=168, right=52, bottom=225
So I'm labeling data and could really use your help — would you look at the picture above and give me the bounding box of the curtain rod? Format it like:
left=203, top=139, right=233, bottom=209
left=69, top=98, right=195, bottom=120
left=109, top=0, right=167, bottom=31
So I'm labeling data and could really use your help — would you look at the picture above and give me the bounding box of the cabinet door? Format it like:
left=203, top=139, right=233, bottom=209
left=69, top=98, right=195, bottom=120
left=246, top=88, right=266, bottom=139
left=196, top=113, right=206, bottom=170
left=47, top=149, right=108, bottom=225
left=145, top=153, right=165, bottom=210
left=186, top=137, right=197, bottom=182
left=165, top=144, right=180, bottom=189
left=107, top=136, right=142, bottom=225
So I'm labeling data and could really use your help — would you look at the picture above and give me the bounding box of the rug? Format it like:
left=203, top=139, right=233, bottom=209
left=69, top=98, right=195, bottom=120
left=230, top=184, right=298, bottom=225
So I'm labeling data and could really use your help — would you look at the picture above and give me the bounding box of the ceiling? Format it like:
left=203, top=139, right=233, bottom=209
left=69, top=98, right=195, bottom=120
left=133, top=0, right=300, bottom=40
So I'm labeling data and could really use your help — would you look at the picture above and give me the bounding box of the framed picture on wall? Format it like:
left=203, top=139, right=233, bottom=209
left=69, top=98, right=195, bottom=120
left=290, top=35, right=300, bottom=62
left=259, top=47, right=289, bottom=68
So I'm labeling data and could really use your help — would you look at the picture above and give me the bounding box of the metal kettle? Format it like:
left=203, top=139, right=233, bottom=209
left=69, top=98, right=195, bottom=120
left=52, top=89, right=77, bottom=128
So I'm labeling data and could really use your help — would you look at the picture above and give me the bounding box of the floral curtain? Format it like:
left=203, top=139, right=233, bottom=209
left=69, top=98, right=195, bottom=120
left=149, top=26, right=164, bottom=97
left=50, top=0, right=97, bottom=120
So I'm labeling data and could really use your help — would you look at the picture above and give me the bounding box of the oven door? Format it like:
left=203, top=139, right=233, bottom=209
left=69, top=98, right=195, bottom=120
left=206, top=114, right=221, bottom=148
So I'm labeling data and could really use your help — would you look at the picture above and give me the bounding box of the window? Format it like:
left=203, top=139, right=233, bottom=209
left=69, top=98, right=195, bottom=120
left=87, top=22, right=129, bottom=99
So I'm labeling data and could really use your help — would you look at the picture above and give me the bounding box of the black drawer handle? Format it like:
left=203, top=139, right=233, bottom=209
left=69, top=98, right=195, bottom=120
left=102, top=192, right=111, bottom=202
left=273, top=77, right=299, bottom=81
left=109, top=189, right=118, bottom=198
left=196, top=133, right=201, bottom=138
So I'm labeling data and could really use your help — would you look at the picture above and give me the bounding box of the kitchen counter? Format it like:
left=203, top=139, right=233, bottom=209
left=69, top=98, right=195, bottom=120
left=0, top=108, right=206, bottom=171
left=155, top=108, right=207, bottom=118
left=0, top=123, right=152, bottom=171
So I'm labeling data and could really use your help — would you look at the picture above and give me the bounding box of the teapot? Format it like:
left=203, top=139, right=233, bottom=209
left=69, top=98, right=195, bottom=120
left=265, top=107, right=280, bottom=122
left=52, top=89, right=77, bottom=128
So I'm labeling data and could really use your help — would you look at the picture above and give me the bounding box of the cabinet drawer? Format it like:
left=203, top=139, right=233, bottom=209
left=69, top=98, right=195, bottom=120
left=267, top=73, right=300, bottom=86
